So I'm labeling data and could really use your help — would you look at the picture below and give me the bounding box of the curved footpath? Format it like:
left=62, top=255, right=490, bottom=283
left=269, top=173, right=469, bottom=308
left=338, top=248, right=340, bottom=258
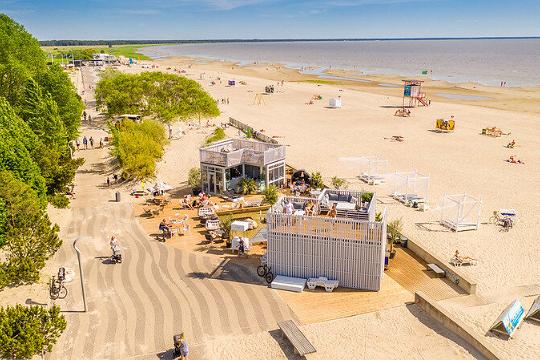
left=45, top=67, right=294, bottom=359
left=47, top=132, right=295, bottom=360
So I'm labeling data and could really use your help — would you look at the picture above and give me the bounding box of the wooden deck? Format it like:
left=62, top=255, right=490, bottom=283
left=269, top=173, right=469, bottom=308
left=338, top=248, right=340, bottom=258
left=386, top=246, right=467, bottom=301
left=273, top=245, right=465, bottom=324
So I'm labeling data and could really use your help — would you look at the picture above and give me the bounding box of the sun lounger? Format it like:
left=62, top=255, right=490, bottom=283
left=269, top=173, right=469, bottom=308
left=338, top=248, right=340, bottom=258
left=205, top=219, right=221, bottom=231
left=426, top=263, right=445, bottom=277
left=450, top=256, right=478, bottom=267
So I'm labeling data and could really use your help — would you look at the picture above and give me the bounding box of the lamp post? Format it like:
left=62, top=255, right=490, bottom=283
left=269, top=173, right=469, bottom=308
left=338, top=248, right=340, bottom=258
left=73, top=238, right=88, bottom=312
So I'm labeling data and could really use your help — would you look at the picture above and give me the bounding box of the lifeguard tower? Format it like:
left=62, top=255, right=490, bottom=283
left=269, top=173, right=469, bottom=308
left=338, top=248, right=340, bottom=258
left=402, top=80, right=428, bottom=107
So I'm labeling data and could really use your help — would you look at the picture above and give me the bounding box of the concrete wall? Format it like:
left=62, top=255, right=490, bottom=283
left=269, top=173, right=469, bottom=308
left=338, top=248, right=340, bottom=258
left=415, top=292, right=502, bottom=360
left=407, top=238, right=477, bottom=295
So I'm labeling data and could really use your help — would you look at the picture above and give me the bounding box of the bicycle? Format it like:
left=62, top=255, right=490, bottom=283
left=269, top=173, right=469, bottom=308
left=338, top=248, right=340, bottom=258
left=49, top=268, right=68, bottom=300
left=256, top=264, right=274, bottom=284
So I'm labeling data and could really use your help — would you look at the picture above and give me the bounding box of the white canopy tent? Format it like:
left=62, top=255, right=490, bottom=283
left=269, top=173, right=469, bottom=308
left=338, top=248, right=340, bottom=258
left=440, top=194, right=482, bottom=232
left=147, top=181, right=173, bottom=194
left=391, top=171, right=429, bottom=209
left=358, top=156, right=389, bottom=185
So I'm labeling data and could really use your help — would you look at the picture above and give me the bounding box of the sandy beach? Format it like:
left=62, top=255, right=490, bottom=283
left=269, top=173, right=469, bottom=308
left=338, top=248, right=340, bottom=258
left=124, top=55, right=540, bottom=359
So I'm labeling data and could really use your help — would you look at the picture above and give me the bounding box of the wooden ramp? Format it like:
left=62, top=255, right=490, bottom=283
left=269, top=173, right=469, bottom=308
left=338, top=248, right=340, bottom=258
left=278, top=320, right=316, bottom=356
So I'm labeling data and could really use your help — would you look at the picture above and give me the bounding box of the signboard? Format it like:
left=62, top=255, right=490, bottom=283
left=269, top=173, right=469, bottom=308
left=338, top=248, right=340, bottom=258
left=403, top=85, right=412, bottom=97
left=490, top=299, right=525, bottom=337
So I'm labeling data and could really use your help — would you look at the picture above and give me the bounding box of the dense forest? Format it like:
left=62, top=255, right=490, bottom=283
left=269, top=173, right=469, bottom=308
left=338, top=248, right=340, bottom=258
left=0, top=14, right=83, bottom=289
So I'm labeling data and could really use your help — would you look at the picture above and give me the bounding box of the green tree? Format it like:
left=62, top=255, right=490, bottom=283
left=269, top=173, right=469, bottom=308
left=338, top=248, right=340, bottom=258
left=0, top=171, right=62, bottom=287
left=331, top=176, right=348, bottom=190
left=36, top=64, right=83, bottom=140
left=205, top=127, right=226, bottom=144
left=0, top=304, right=66, bottom=360
left=0, top=99, right=47, bottom=203
left=310, top=171, right=325, bottom=189
left=0, top=14, right=46, bottom=106
left=110, top=119, right=167, bottom=180
left=95, top=71, right=220, bottom=123
left=187, top=167, right=201, bottom=190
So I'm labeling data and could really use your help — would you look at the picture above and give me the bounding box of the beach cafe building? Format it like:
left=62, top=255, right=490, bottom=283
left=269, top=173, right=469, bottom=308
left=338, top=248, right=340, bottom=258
left=199, top=139, right=286, bottom=194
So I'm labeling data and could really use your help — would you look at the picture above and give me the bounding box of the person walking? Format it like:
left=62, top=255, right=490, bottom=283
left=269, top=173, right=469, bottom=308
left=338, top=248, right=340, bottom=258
left=168, top=124, right=173, bottom=139
left=89, top=137, right=94, bottom=149
left=76, top=139, right=80, bottom=150
left=106, top=176, right=110, bottom=187
left=113, top=174, right=118, bottom=184
left=99, top=138, right=103, bottom=148
left=83, top=110, right=87, bottom=122
left=82, top=136, right=88, bottom=149
left=88, top=114, right=92, bottom=124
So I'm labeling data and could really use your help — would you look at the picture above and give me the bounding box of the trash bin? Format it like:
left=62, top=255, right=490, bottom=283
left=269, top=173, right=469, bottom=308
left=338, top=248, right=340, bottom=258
left=115, top=191, right=121, bottom=202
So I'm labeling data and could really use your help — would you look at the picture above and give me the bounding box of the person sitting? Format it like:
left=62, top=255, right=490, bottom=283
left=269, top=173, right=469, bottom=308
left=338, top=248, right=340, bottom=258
left=304, top=200, right=315, bottom=216
left=159, top=219, right=171, bottom=239
left=283, top=201, right=294, bottom=215
left=507, top=139, right=516, bottom=148
left=328, top=203, right=337, bottom=218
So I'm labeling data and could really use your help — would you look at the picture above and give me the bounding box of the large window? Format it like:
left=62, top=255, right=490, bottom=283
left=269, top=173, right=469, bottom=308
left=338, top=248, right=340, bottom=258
left=267, top=161, right=285, bottom=187
left=244, top=164, right=261, bottom=180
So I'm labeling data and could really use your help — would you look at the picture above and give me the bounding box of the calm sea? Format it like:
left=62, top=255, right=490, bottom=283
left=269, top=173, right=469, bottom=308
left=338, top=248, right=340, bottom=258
left=140, top=39, right=540, bottom=87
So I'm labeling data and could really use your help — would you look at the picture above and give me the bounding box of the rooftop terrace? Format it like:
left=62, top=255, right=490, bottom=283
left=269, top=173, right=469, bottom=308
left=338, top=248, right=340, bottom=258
left=200, top=139, right=286, bottom=168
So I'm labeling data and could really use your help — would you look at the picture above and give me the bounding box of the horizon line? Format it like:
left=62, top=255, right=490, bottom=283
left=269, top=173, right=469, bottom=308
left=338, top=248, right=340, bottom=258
left=40, top=36, right=540, bottom=44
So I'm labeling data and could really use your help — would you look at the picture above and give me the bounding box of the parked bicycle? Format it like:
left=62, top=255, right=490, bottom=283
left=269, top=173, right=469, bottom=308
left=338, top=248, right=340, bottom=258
left=257, top=254, right=274, bottom=284
left=49, top=267, right=68, bottom=300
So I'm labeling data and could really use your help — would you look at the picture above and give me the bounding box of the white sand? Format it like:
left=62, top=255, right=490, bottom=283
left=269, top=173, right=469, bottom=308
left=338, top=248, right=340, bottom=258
left=202, top=304, right=481, bottom=359
left=95, top=60, right=540, bottom=358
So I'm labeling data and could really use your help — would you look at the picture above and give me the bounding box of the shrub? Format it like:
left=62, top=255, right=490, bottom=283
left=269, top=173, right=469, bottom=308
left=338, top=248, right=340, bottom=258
left=205, top=127, right=226, bottom=144
left=263, top=184, right=279, bottom=205
left=310, top=171, right=324, bottom=189
left=331, top=176, right=348, bottom=189
left=361, top=192, right=373, bottom=203
left=0, top=304, right=67, bottom=360
left=238, top=177, right=257, bottom=195
left=244, top=128, right=253, bottom=139
left=187, top=167, right=201, bottom=190
left=387, top=218, right=403, bottom=253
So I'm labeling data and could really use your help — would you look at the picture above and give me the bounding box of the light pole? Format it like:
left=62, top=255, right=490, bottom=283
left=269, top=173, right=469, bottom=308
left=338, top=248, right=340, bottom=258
left=73, top=238, right=88, bottom=312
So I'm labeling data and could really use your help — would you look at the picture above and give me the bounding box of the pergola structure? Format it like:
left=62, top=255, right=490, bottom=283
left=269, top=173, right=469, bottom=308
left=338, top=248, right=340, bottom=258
left=391, top=171, right=430, bottom=209
left=359, top=156, right=389, bottom=185
left=440, top=194, right=482, bottom=232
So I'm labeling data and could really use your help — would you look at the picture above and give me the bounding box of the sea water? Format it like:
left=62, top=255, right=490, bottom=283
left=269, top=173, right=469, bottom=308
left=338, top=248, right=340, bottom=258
left=140, top=39, right=540, bottom=87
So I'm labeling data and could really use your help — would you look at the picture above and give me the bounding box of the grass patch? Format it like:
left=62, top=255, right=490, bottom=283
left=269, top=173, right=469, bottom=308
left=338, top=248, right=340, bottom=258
left=219, top=210, right=266, bottom=240
left=42, top=44, right=159, bottom=63
left=300, top=79, right=339, bottom=85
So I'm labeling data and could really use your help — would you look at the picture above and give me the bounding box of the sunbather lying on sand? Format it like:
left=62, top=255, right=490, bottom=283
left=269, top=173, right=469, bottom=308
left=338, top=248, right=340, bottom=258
left=384, top=135, right=404, bottom=142
left=506, top=139, right=516, bottom=148
left=507, top=155, right=525, bottom=164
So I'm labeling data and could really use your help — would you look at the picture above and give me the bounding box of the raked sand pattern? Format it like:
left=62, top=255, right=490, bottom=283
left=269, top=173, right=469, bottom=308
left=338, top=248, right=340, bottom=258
left=48, top=145, right=296, bottom=360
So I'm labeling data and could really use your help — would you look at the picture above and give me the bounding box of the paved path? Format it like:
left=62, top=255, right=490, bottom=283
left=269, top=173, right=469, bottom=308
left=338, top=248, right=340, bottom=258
left=46, top=67, right=295, bottom=359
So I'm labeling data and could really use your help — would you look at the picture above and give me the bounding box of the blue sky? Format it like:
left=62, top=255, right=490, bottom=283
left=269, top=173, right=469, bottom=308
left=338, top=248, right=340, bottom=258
left=2, top=0, right=539, bottom=40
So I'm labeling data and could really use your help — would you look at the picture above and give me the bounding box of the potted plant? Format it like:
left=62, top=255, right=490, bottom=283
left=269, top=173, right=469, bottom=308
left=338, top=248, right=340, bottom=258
left=387, top=218, right=403, bottom=259
left=263, top=184, right=279, bottom=205
left=188, top=167, right=201, bottom=195
left=331, top=176, right=348, bottom=190
left=310, top=171, right=325, bottom=189
left=238, top=177, right=257, bottom=195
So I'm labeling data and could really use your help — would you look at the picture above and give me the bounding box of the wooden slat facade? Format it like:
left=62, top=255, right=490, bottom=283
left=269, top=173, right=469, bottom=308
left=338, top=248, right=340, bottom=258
left=267, top=196, right=387, bottom=291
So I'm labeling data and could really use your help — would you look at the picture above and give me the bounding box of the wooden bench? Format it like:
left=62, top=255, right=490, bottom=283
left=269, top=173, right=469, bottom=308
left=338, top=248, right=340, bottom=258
left=278, top=320, right=316, bottom=356
left=427, top=263, right=445, bottom=278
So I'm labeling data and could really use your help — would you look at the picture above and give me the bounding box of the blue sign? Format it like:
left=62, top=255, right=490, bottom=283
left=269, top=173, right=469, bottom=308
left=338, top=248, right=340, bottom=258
left=404, top=85, right=411, bottom=97
left=502, top=300, right=525, bottom=336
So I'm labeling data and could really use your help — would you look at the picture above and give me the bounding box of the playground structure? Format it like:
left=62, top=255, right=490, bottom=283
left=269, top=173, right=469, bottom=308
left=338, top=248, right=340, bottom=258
left=391, top=171, right=430, bottom=209
left=439, top=194, right=482, bottom=232
left=359, top=156, right=389, bottom=185
left=435, top=118, right=456, bottom=132
left=402, top=80, right=429, bottom=107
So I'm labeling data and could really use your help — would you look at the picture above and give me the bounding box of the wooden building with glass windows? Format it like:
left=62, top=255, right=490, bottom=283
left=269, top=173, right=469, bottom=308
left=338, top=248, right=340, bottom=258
left=199, top=139, right=286, bottom=194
